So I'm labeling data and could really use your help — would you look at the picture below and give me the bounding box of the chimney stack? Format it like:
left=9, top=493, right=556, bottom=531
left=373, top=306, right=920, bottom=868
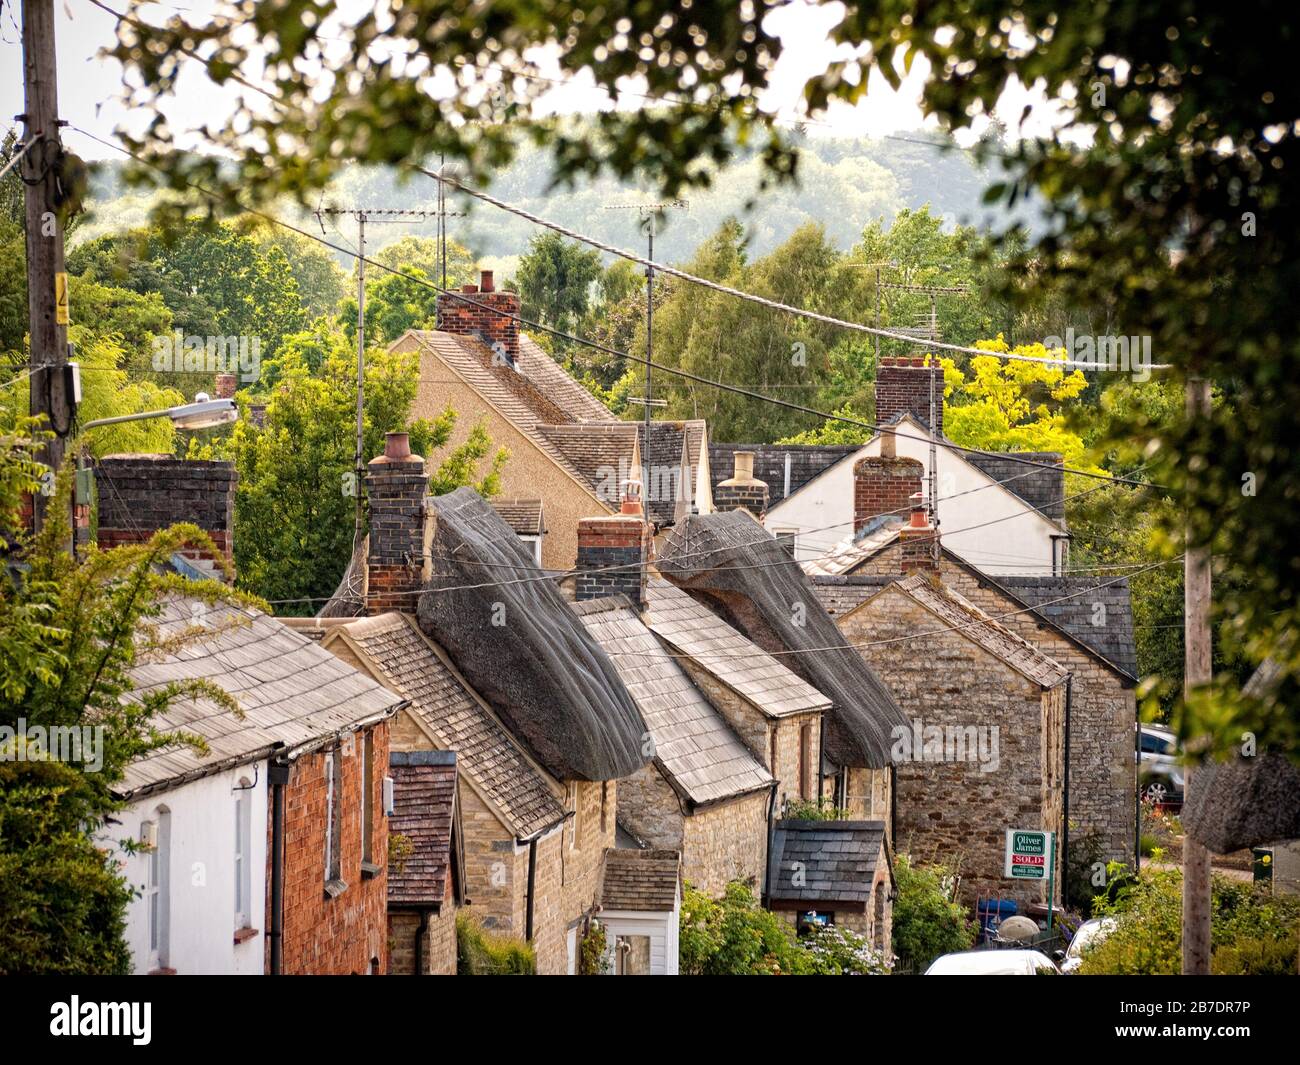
left=366, top=431, right=428, bottom=614
left=713, top=451, right=769, bottom=518
left=215, top=373, right=237, bottom=400
left=854, top=454, right=924, bottom=531
left=436, top=269, right=520, bottom=366
left=898, top=491, right=938, bottom=572
left=95, top=455, right=237, bottom=580
left=875, top=356, right=944, bottom=437
left=575, top=480, right=653, bottom=610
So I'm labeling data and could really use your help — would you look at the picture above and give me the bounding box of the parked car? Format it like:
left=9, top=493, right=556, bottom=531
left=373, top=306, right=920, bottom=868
left=1060, top=917, right=1117, bottom=973
left=925, top=949, right=1061, bottom=975
left=1139, top=724, right=1184, bottom=804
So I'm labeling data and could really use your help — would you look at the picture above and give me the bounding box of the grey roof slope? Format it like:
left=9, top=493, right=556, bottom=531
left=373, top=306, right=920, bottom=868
left=600, top=848, right=681, bottom=912
left=644, top=578, right=830, bottom=718
left=535, top=422, right=638, bottom=498
left=873, top=574, right=1069, bottom=688
left=657, top=511, right=908, bottom=768
left=637, top=422, right=692, bottom=527
left=994, top=575, right=1138, bottom=680
left=802, top=517, right=904, bottom=578
left=575, top=596, right=773, bottom=807
left=417, top=487, right=649, bottom=782
left=709, top=443, right=859, bottom=507
left=1182, top=655, right=1300, bottom=854
left=388, top=750, right=461, bottom=909
left=325, top=613, right=564, bottom=840
left=515, top=334, right=618, bottom=423
left=810, top=574, right=895, bottom=617
left=965, top=451, right=1066, bottom=522
left=120, top=600, right=403, bottom=798
left=768, top=820, right=888, bottom=904
left=490, top=498, right=544, bottom=537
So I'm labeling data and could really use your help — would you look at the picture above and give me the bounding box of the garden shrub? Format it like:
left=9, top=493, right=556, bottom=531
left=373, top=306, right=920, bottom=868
left=455, top=913, right=536, bottom=974
left=891, top=855, right=977, bottom=972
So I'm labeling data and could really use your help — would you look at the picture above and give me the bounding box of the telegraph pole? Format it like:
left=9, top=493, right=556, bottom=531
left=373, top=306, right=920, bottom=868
left=1182, top=375, right=1213, bottom=975
left=21, top=0, right=74, bottom=532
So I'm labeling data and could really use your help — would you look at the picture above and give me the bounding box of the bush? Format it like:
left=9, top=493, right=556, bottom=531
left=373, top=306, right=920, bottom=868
left=782, top=797, right=849, bottom=821
left=455, top=913, right=536, bottom=974
left=801, top=923, right=892, bottom=975
left=891, top=855, right=978, bottom=972
left=680, top=880, right=811, bottom=975
left=1080, top=868, right=1300, bottom=975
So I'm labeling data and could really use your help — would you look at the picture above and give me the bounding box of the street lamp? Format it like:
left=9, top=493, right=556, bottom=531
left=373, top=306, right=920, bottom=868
left=80, top=393, right=239, bottom=433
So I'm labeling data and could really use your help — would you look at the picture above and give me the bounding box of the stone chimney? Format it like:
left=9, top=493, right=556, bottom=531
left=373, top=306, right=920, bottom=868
left=95, top=455, right=237, bottom=578
left=575, top=480, right=653, bottom=610
left=366, top=431, right=428, bottom=614
left=435, top=268, right=520, bottom=366
left=898, top=491, right=938, bottom=572
left=713, top=451, right=770, bottom=518
left=215, top=373, right=237, bottom=400
left=854, top=454, right=924, bottom=531
left=875, top=356, right=944, bottom=437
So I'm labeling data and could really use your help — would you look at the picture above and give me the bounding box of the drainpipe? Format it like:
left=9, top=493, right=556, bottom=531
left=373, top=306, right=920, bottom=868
left=268, top=760, right=290, bottom=975
left=524, top=837, right=538, bottom=942
left=762, top=780, right=779, bottom=906
left=889, top=765, right=897, bottom=847
left=414, top=910, right=432, bottom=975
left=1061, top=675, right=1073, bottom=910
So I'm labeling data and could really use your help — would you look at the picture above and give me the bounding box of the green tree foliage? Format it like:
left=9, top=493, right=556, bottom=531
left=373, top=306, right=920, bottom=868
left=339, top=268, right=440, bottom=347
left=514, top=232, right=602, bottom=334
left=369, top=235, right=476, bottom=291
left=253, top=225, right=349, bottom=320
left=679, top=880, right=811, bottom=975
left=891, top=855, right=978, bottom=972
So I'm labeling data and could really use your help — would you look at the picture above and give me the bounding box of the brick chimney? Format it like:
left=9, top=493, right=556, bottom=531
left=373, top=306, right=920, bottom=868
left=575, top=481, right=653, bottom=610
left=215, top=373, right=237, bottom=400
left=713, top=451, right=770, bottom=518
left=95, top=455, right=236, bottom=578
left=898, top=491, right=938, bottom=572
left=854, top=454, right=923, bottom=531
left=875, top=356, right=944, bottom=437
left=435, top=269, right=520, bottom=366
left=366, top=432, right=428, bottom=614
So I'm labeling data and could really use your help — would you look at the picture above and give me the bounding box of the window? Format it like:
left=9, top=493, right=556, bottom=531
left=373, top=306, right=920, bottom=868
left=324, top=748, right=344, bottom=888
left=520, top=535, right=542, bottom=565
left=614, top=935, right=651, bottom=975
left=144, top=807, right=171, bottom=971
left=234, top=787, right=252, bottom=930
left=360, top=730, right=374, bottom=865
left=799, top=723, right=813, bottom=800
left=774, top=529, right=798, bottom=559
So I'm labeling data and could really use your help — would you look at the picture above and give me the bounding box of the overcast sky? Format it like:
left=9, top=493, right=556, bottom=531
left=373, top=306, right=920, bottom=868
left=1, top=1, right=1067, bottom=160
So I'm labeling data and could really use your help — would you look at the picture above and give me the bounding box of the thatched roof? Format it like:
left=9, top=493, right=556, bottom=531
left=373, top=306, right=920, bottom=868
left=1182, top=655, right=1300, bottom=853
left=415, top=487, right=649, bottom=782
left=657, top=511, right=907, bottom=768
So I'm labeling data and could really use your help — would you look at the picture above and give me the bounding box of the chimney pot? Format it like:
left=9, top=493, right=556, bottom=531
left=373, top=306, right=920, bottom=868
left=480, top=269, right=495, bottom=292
left=621, top=479, right=644, bottom=516
left=734, top=452, right=755, bottom=481
left=384, top=431, right=412, bottom=461
left=461, top=283, right=478, bottom=294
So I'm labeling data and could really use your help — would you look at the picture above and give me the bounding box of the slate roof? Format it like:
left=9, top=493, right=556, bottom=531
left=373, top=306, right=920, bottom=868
left=874, top=574, right=1069, bottom=688
left=515, top=335, right=618, bottom=423
left=658, top=511, right=908, bottom=769
left=637, top=422, right=692, bottom=527
left=708, top=443, right=859, bottom=507
left=600, top=848, right=681, bottom=912
left=575, top=597, right=774, bottom=807
left=643, top=578, right=830, bottom=718
left=490, top=497, right=545, bottom=537
left=535, top=422, right=639, bottom=499
left=767, top=820, right=888, bottom=905
left=802, top=517, right=905, bottom=578
left=1182, top=655, right=1300, bottom=854
left=965, top=451, right=1066, bottom=523
left=418, top=488, right=649, bottom=782
left=810, top=574, right=895, bottom=617
left=119, top=600, right=404, bottom=798
left=326, top=612, right=565, bottom=840
left=994, top=575, right=1138, bottom=680
left=388, top=750, right=460, bottom=909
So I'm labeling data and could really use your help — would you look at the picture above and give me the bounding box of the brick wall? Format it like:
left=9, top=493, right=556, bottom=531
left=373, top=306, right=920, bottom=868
left=272, top=720, right=391, bottom=974
left=435, top=275, right=521, bottom=365
left=854, top=455, right=922, bottom=529
left=713, top=481, right=769, bottom=517
left=94, top=454, right=235, bottom=570
left=838, top=587, right=1063, bottom=910
left=875, top=356, right=943, bottom=435
left=574, top=514, right=652, bottom=608
left=389, top=907, right=456, bottom=975
left=366, top=447, right=427, bottom=615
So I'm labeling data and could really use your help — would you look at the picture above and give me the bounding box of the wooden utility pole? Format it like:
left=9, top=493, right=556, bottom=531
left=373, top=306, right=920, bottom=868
left=21, top=0, right=74, bottom=531
left=1182, top=375, right=1213, bottom=975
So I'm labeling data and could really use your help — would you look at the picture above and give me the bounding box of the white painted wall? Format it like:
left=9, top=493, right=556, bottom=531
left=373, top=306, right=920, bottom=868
left=600, top=907, right=679, bottom=975
left=764, top=415, right=1063, bottom=575
left=103, top=764, right=269, bottom=975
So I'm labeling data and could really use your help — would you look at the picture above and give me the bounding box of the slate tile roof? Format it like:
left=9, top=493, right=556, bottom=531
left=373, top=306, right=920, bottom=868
left=490, top=497, right=544, bottom=537
left=708, top=443, right=859, bottom=506
left=535, top=422, right=639, bottom=499
left=767, top=820, right=888, bottom=905
left=515, top=335, right=618, bottom=423
left=599, top=848, right=681, bottom=912
left=643, top=578, right=830, bottom=718
left=965, top=451, right=1066, bottom=523
left=637, top=422, right=692, bottom=526
left=326, top=612, right=565, bottom=840
left=994, top=575, right=1138, bottom=680
left=883, top=574, right=1069, bottom=688
left=574, top=596, right=774, bottom=807
left=120, top=600, right=404, bottom=798
left=388, top=750, right=459, bottom=909
left=802, top=517, right=905, bottom=578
